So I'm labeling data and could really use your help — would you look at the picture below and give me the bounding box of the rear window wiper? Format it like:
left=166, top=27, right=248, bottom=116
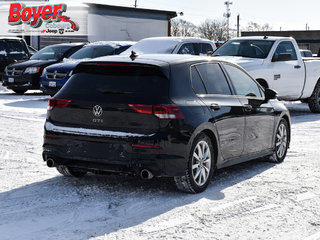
left=99, top=90, right=134, bottom=94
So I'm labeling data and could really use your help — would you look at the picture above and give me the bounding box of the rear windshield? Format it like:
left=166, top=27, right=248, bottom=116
left=59, top=64, right=169, bottom=100
left=213, top=40, right=274, bottom=59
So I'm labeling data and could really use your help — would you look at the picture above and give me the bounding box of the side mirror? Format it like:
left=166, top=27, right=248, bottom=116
left=265, top=88, right=278, bottom=101
left=272, top=53, right=292, bottom=62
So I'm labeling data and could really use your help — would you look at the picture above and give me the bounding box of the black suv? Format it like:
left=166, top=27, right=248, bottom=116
left=2, top=43, right=85, bottom=94
left=42, top=55, right=291, bottom=193
left=0, top=37, right=30, bottom=78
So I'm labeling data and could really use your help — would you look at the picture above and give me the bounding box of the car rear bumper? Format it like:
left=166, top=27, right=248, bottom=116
left=42, top=126, right=189, bottom=177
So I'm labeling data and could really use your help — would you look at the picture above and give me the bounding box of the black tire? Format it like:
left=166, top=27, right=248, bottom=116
left=13, top=90, right=26, bottom=94
left=56, top=165, right=87, bottom=177
left=174, top=133, right=215, bottom=193
left=308, top=81, right=320, bottom=113
left=272, top=119, right=289, bottom=163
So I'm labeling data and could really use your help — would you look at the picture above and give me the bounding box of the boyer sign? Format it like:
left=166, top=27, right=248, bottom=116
left=5, top=3, right=86, bottom=35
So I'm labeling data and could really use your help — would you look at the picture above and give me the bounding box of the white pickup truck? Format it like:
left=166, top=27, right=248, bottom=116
left=213, top=36, right=320, bottom=112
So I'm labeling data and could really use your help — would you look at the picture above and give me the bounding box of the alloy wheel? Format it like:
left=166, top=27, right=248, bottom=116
left=191, top=140, right=212, bottom=186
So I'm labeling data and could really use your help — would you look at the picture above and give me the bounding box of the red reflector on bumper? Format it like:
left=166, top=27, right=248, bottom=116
left=132, top=144, right=161, bottom=149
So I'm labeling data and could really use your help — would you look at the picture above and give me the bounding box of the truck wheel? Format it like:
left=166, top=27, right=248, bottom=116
left=308, top=81, right=320, bottom=113
left=174, top=133, right=215, bottom=193
left=56, top=165, right=87, bottom=177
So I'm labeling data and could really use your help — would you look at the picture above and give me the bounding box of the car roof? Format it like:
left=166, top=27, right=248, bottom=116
left=85, top=54, right=234, bottom=67
left=44, top=42, right=85, bottom=48
left=136, top=36, right=214, bottom=43
left=0, top=37, right=25, bottom=41
left=230, top=36, right=294, bottom=41
left=84, top=41, right=136, bottom=48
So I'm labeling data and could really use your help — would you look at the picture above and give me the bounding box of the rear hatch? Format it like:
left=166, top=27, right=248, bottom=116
left=46, top=62, right=176, bottom=137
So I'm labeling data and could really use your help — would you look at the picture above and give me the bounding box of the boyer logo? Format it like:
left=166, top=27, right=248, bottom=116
left=8, top=3, right=79, bottom=32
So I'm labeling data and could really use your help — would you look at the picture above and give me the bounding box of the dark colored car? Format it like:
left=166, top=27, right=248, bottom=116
left=0, top=37, right=30, bottom=78
left=2, top=43, right=85, bottom=94
left=42, top=54, right=291, bottom=193
left=40, top=41, right=134, bottom=96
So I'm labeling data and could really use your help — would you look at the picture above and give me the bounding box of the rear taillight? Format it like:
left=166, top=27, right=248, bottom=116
left=48, top=98, right=71, bottom=110
left=128, top=104, right=184, bottom=119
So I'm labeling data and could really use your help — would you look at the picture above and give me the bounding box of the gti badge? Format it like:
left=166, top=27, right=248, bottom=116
left=93, top=105, right=103, bottom=117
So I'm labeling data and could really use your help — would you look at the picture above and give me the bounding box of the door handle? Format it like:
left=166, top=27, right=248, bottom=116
left=294, top=65, right=301, bottom=69
left=210, top=103, right=221, bottom=111
left=244, top=104, right=252, bottom=112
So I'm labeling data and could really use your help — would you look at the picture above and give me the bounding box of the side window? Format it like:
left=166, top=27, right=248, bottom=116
left=196, top=63, right=232, bottom=95
left=273, top=41, right=298, bottom=61
left=191, top=66, right=206, bottom=94
left=178, top=43, right=196, bottom=55
left=223, top=64, right=263, bottom=98
left=199, top=43, right=214, bottom=56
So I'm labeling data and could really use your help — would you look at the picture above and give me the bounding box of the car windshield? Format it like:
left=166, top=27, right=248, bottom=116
left=0, top=40, right=28, bottom=57
left=121, top=39, right=178, bottom=55
left=31, top=45, right=73, bottom=60
left=213, top=39, right=275, bottom=59
left=69, top=45, right=115, bottom=60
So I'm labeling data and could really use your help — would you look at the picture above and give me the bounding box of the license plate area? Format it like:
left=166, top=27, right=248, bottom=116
left=8, top=78, right=14, bottom=83
left=49, top=81, right=56, bottom=87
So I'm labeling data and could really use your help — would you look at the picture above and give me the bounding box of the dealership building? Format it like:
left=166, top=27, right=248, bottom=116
left=0, top=2, right=177, bottom=49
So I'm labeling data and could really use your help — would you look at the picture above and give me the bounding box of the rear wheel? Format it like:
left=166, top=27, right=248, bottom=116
left=308, top=81, right=320, bottom=113
left=174, top=133, right=215, bottom=193
left=272, top=119, right=289, bottom=163
left=56, top=165, right=87, bottom=177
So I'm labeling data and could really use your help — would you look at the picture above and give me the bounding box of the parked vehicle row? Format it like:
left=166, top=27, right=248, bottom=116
left=2, top=37, right=217, bottom=95
left=40, top=41, right=134, bottom=96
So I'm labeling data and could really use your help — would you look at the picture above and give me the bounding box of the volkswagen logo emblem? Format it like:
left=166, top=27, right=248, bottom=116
left=93, top=105, right=103, bottom=117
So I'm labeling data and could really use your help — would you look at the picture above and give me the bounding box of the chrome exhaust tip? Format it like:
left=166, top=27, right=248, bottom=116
left=46, top=158, right=55, bottom=168
left=140, top=169, right=154, bottom=180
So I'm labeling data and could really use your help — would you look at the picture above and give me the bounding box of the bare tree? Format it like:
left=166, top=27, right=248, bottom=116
left=198, top=19, right=228, bottom=41
left=171, top=19, right=198, bottom=37
left=246, top=21, right=272, bottom=31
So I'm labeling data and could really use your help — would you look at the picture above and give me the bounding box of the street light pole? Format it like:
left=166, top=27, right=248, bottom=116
left=224, top=0, right=232, bottom=39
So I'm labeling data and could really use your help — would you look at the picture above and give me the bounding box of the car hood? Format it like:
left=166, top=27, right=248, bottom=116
left=45, top=59, right=85, bottom=72
left=7, top=59, right=58, bottom=69
left=212, top=56, right=265, bottom=70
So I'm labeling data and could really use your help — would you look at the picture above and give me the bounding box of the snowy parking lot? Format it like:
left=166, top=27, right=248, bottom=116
left=0, top=85, right=319, bottom=240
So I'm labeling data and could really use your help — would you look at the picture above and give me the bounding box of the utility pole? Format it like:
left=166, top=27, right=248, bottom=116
left=134, top=0, right=137, bottom=8
left=224, top=1, right=233, bottom=39
left=237, top=14, right=240, bottom=37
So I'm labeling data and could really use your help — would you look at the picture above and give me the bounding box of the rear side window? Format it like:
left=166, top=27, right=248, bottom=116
left=191, top=66, right=206, bottom=94
left=196, top=63, right=232, bottom=95
left=178, top=43, right=196, bottom=55
left=223, top=64, right=263, bottom=98
left=199, top=43, right=213, bottom=55
left=61, top=64, right=169, bottom=99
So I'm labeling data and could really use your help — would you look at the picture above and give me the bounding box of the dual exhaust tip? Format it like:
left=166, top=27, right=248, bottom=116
left=46, top=158, right=55, bottom=168
left=46, top=158, right=154, bottom=180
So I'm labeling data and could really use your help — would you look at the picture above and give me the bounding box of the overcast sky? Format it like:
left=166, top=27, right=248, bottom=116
left=69, top=0, right=320, bottom=31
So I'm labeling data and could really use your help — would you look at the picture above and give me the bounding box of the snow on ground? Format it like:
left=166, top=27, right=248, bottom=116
left=0, top=85, right=319, bottom=240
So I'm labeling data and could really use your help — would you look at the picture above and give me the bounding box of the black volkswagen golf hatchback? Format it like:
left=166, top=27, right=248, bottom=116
left=43, top=54, right=290, bottom=193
